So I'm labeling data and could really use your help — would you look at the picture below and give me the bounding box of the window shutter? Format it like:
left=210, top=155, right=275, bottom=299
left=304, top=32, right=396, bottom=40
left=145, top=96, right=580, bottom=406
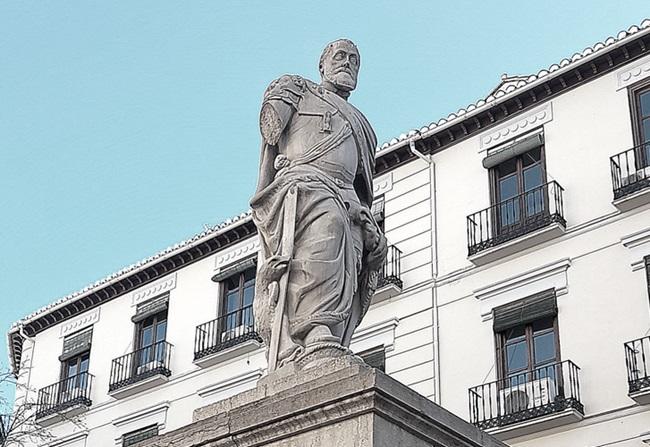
left=358, top=346, right=386, bottom=372
left=211, top=257, right=257, bottom=283
left=59, top=328, right=93, bottom=361
left=493, top=289, right=557, bottom=332
left=122, top=425, right=159, bottom=447
left=482, top=131, right=544, bottom=169
left=131, top=294, right=169, bottom=323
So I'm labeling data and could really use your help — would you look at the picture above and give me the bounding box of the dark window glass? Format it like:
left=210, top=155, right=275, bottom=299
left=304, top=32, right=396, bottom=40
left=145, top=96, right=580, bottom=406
left=498, top=316, right=559, bottom=382
left=136, top=311, right=167, bottom=367
left=640, top=90, right=650, bottom=117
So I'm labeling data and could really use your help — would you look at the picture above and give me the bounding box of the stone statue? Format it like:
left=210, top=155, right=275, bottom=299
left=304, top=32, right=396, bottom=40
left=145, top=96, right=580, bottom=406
left=250, top=39, right=387, bottom=372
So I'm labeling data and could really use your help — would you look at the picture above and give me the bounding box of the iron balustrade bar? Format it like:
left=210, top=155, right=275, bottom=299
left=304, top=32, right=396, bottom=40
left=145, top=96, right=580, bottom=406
left=467, top=181, right=566, bottom=256
left=468, top=360, right=583, bottom=430
left=377, top=244, right=403, bottom=289
left=35, top=372, right=94, bottom=419
left=194, top=304, right=262, bottom=361
left=610, top=142, right=650, bottom=200
left=109, top=340, right=172, bottom=392
left=625, top=335, right=650, bottom=393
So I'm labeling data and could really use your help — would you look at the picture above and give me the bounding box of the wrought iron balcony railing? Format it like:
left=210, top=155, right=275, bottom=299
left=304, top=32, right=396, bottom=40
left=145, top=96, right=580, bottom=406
left=194, top=304, right=262, bottom=361
left=35, top=372, right=93, bottom=419
left=377, top=244, right=403, bottom=290
left=610, top=143, right=650, bottom=200
left=467, top=181, right=566, bottom=256
left=625, top=335, right=650, bottom=394
left=468, top=360, right=583, bottom=430
left=109, top=341, right=172, bottom=392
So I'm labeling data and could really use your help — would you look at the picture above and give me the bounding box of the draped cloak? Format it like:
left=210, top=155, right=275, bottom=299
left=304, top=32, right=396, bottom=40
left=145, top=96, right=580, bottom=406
left=250, top=75, right=379, bottom=366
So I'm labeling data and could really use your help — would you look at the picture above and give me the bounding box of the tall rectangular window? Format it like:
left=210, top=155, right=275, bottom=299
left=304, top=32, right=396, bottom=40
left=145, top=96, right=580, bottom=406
left=221, top=267, right=256, bottom=334
left=59, top=328, right=92, bottom=397
left=630, top=82, right=650, bottom=168
left=490, top=145, right=547, bottom=232
left=132, top=294, right=169, bottom=374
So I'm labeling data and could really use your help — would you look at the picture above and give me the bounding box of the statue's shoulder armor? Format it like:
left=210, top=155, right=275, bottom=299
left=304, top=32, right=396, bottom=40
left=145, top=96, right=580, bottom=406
left=263, top=75, right=310, bottom=108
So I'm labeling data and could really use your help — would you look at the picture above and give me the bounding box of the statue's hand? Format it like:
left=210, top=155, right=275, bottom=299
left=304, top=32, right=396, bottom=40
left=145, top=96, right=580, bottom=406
left=260, top=255, right=290, bottom=283
left=366, top=233, right=388, bottom=270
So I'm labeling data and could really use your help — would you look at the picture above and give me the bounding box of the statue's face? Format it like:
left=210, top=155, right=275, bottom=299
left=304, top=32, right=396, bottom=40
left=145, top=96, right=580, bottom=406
left=321, top=41, right=359, bottom=92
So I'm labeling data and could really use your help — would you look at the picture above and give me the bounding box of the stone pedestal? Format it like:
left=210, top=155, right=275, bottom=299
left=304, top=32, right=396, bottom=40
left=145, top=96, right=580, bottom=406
left=138, top=357, right=507, bottom=447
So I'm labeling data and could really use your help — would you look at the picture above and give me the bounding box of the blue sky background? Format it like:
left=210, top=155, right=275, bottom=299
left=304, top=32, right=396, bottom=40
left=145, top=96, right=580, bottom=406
left=0, top=1, right=648, bottom=406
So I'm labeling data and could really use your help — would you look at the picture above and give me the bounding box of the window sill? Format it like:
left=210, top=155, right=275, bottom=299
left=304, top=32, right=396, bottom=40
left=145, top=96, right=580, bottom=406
left=194, top=338, right=263, bottom=368
left=469, top=222, right=565, bottom=266
left=108, top=371, right=170, bottom=400
left=35, top=399, right=91, bottom=427
left=612, top=184, right=650, bottom=212
left=485, top=407, right=583, bottom=441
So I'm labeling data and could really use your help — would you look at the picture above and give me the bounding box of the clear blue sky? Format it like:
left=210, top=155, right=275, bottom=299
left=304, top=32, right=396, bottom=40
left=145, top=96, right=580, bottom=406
left=0, top=1, right=648, bottom=403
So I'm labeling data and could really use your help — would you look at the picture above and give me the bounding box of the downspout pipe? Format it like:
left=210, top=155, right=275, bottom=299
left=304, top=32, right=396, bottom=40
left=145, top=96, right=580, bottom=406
left=408, top=138, right=441, bottom=404
left=16, top=323, right=35, bottom=407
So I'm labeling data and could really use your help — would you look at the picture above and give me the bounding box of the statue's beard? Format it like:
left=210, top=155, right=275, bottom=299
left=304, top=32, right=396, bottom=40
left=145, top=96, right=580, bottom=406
left=324, top=70, right=357, bottom=92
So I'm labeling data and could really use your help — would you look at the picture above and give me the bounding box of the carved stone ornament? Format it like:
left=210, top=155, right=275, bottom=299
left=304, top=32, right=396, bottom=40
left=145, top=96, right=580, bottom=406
left=249, top=39, right=387, bottom=373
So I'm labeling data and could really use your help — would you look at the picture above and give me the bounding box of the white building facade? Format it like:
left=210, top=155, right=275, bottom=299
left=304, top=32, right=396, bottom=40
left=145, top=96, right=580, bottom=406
left=7, top=19, right=650, bottom=447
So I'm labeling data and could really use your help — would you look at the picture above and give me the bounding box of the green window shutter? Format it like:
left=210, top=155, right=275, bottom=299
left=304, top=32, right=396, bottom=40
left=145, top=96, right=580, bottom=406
left=493, top=289, right=557, bottom=332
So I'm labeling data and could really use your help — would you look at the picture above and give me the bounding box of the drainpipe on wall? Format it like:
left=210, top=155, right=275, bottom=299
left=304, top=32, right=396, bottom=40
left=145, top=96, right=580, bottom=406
left=16, top=322, right=35, bottom=408
left=408, top=138, right=442, bottom=404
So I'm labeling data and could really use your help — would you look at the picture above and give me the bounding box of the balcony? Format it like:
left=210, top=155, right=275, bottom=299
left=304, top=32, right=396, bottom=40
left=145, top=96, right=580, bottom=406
left=467, top=181, right=566, bottom=265
left=610, top=144, right=650, bottom=211
left=468, top=360, right=583, bottom=440
left=35, top=372, right=93, bottom=426
left=625, top=335, right=650, bottom=404
left=108, top=341, right=172, bottom=399
left=374, top=244, right=403, bottom=303
left=194, top=305, right=263, bottom=367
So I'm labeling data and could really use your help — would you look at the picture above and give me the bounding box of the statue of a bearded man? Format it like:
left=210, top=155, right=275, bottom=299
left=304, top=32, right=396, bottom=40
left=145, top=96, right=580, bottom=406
left=250, top=39, right=387, bottom=372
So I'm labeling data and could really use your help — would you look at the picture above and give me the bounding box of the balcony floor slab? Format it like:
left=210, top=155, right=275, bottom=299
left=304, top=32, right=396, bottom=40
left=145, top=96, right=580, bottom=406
left=469, top=222, right=565, bottom=266
left=194, top=339, right=263, bottom=368
left=629, top=388, right=650, bottom=405
left=613, top=186, right=650, bottom=212
left=108, top=373, right=169, bottom=400
left=36, top=401, right=91, bottom=427
left=486, top=407, right=583, bottom=441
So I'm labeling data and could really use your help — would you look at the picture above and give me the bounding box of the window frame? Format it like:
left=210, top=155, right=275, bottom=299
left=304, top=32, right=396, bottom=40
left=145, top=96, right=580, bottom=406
left=494, top=315, right=562, bottom=385
left=629, top=77, right=650, bottom=167
left=220, top=267, right=256, bottom=317
left=133, top=309, right=168, bottom=372
left=488, top=144, right=549, bottom=235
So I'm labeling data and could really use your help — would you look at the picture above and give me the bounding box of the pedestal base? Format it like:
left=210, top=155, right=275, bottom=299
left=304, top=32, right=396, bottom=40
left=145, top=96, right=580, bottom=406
left=138, top=357, right=507, bottom=447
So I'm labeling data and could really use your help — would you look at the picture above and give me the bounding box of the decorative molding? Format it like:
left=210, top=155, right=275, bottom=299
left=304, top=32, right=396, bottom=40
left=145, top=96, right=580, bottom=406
left=45, top=431, right=88, bottom=447
left=215, top=237, right=260, bottom=270
left=131, top=273, right=176, bottom=306
left=620, top=227, right=650, bottom=272
left=112, top=401, right=169, bottom=445
left=479, top=103, right=553, bottom=151
left=351, top=317, right=399, bottom=354
left=59, top=308, right=100, bottom=338
left=373, top=173, right=393, bottom=197
left=197, top=368, right=263, bottom=400
left=617, top=59, right=650, bottom=90
left=473, top=258, right=571, bottom=321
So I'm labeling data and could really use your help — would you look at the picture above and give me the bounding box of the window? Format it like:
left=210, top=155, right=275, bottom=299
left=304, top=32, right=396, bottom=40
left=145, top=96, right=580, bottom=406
left=493, top=290, right=559, bottom=384
left=221, top=267, right=256, bottom=333
left=135, top=310, right=168, bottom=370
left=59, top=329, right=92, bottom=396
left=372, top=195, right=385, bottom=233
left=358, top=346, right=386, bottom=372
left=122, top=425, right=159, bottom=447
left=490, top=145, right=547, bottom=231
left=630, top=81, right=650, bottom=168
left=645, top=255, right=650, bottom=309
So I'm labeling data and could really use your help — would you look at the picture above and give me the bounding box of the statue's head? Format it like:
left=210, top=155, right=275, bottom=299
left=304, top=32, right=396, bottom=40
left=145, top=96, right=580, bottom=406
left=319, top=39, right=360, bottom=93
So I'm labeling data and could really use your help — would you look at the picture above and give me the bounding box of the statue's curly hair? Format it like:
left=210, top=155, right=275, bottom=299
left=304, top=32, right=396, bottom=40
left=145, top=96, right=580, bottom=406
left=319, top=39, right=360, bottom=75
